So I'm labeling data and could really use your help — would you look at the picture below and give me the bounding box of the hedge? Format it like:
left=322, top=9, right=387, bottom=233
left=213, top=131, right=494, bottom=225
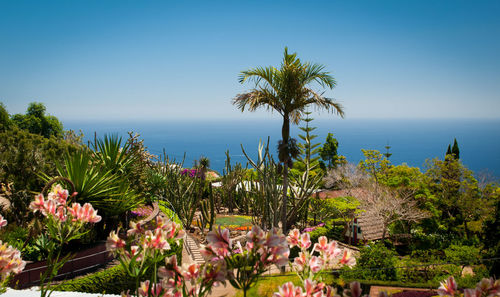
left=55, top=240, right=182, bottom=294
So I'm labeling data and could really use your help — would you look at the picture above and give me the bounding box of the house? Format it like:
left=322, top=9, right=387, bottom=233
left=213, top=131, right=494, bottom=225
left=318, top=188, right=386, bottom=245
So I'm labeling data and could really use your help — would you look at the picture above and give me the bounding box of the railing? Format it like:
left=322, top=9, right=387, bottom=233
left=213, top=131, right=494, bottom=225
left=11, top=241, right=114, bottom=289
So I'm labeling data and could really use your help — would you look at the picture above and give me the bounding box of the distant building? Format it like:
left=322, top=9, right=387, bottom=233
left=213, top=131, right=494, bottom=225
left=318, top=188, right=386, bottom=245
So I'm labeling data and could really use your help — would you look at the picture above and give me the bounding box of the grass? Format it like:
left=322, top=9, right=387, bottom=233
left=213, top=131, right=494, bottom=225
left=233, top=273, right=335, bottom=297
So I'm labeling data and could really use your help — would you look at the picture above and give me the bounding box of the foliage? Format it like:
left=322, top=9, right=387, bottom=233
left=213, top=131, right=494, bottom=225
left=234, top=47, right=344, bottom=233
left=241, top=139, right=282, bottom=229
left=319, top=132, right=340, bottom=170
left=11, top=102, right=63, bottom=138
left=484, top=189, right=500, bottom=277
left=91, top=134, right=138, bottom=175
left=424, top=156, right=494, bottom=240
left=288, top=113, right=325, bottom=228
left=196, top=187, right=216, bottom=234
left=341, top=242, right=398, bottom=281
left=45, top=149, right=143, bottom=219
left=57, top=238, right=183, bottom=295
left=291, top=112, right=323, bottom=179
left=0, top=127, right=79, bottom=192
left=443, top=244, right=481, bottom=268
left=56, top=264, right=137, bottom=294
left=310, top=196, right=361, bottom=230
left=0, top=103, right=11, bottom=131
left=358, top=149, right=391, bottom=184
left=217, top=150, right=247, bottom=213
left=152, top=153, right=206, bottom=229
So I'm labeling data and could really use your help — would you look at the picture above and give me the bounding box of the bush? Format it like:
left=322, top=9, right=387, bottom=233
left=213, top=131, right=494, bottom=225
left=443, top=244, right=481, bottom=267
left=57, top=240, right=183, bottom=294
left=340, top=242, right=398, bottom=281
left=0, top=127, right=79, bottom=192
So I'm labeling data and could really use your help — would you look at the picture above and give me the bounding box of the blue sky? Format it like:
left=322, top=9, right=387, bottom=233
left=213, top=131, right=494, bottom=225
left=1, top=0, right=499, bottom=121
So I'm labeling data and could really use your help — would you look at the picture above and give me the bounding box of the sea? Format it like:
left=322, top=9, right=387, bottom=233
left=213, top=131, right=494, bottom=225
left=64, top=119, right=500, bottom=179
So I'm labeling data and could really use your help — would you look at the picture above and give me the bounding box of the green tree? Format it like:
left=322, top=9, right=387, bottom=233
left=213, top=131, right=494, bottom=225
left=291, top=111, right=323, bottom=178
left=11, top=102, right=63, bottom=138
left=425, top=156, right=493, bottom=240
left=319, top=133, right=339, bottom=169
left=233, top=47, right=344, bottom=232
left=452, top=138, right=460, bottom=159
left=0, top=103, right=11, bottom=130
left=358, top=149, right=391, bottom=185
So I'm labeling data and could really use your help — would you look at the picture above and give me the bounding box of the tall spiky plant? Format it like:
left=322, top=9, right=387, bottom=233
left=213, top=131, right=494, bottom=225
left=233, top=47, right=344, bottom=232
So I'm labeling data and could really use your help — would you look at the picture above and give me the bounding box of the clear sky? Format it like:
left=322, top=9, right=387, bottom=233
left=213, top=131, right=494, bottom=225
left=1, top=0, right=499, bottom=121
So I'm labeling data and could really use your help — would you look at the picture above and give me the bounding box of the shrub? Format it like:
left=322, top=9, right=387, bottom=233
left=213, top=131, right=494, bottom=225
left=56, top=240, right=183, bottom=294
left=443, top=244, right=481, bottom=267
left=0, top=127, right=79, bottom=191
left=340, top=242, right=398, bottom=281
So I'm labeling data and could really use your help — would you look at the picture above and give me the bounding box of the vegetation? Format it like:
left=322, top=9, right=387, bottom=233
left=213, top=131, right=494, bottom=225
left=11, top=102, right=63, bottom=138
left=233, top=47, right=344, bottom=232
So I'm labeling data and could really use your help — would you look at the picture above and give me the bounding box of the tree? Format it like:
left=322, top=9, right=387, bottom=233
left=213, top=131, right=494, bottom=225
left=291, top=111, right=323, bottom=179
left=357, top=183, right=430, bottom=239
left=0, top=103, right=11, bottom=130
left=11, top=102, right=63, bottom=138
left=233, top=47, right=344, bottom=232
left=319, top=132, right=339, bottom=169
left=452, top=138, right=460, bottom=159
left=358, top=149, right=391, bottom=185
left=425, top=156, right=493, bottom=239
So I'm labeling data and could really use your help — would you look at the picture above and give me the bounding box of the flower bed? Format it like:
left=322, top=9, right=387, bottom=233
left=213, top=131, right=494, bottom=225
left=214, top=215, right=252, bottom=231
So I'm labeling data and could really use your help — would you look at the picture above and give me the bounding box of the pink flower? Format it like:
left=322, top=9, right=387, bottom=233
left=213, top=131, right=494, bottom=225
left=48, top=184, right=69, bottom=205
left=29, top=194, right=45, bottom=212
left=127, top=221, right=144, bottom=236
left=44, top=199, right=57, bottom=216
left=77, top=203, right=102, bottom=223
left=182, top=263, right=200, bottom=280
left=294, top=252, right=307, bottom=271
left=274, top=282, right=303, bottom=297
left=313, top=236, right=329, bottom=253
left=437, top=276, right=458, bottom=296
left=139, top=280, right=164, bottom=297
left=299, top=232, right=311, bottom=249
left=144, top=229, right=170, bottom=251
left=56, top=206, right=67, bottom=222
left=339, top=249, right=356, bottom=267
left=107, top=231, right=126, bottom=251
left=464, top=288, right=482, bottom=297
left=287, top=228, right=301, bottom=247
left=0, top=241, right=26, bottom=279
left=207, top=226, right=231, bottom=252
left=0, top=215, right=7, bottom=228
left=324, top=241, right=341, bottom=263
left=309, top=256, right=323, bottom=273
left=247, top=225, right=266, bottom=245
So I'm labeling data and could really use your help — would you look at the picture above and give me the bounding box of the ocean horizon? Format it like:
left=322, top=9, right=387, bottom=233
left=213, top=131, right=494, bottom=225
left=64, top=118, right=500, bottom=179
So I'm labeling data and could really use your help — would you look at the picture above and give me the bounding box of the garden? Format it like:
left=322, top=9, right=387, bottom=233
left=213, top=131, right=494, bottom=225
left=0, top=48, right=499, bottom=297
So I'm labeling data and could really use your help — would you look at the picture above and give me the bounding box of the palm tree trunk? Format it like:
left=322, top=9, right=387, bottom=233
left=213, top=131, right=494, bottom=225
left=281, top=116, right=290, bottom=233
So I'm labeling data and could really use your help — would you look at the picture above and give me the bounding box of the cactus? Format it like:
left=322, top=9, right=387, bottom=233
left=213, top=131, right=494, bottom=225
left=196, top=185, right=216, bottom=234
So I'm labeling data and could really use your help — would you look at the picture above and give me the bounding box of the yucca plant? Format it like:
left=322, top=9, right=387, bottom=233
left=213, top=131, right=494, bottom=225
left=41, top=149, right=143, bottom=218
left=92, top=134, right=138, bottom=175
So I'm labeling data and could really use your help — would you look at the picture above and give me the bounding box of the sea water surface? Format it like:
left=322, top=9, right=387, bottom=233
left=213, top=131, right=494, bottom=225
left=64, top=119, right=500, bottom=178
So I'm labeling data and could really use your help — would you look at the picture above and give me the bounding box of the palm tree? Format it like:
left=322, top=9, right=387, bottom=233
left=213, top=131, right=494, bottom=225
left=233, top=47, right=344, bottom=232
